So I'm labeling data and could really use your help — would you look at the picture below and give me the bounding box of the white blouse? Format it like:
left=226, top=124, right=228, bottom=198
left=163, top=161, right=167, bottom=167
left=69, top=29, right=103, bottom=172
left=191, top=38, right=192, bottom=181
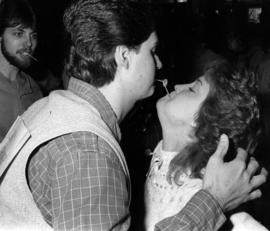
left=144, top=141, right=202, bottom=231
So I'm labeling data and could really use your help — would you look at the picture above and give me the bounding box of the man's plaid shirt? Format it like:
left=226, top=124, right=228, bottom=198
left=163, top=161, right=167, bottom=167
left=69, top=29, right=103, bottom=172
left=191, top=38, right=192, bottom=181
left=28, top=78, right=130, bottom=230
left=27, top=77, right=225, bottom=230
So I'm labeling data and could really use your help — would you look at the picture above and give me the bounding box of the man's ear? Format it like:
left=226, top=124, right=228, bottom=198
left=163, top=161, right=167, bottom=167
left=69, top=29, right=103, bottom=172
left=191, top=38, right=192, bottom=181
left=114, top=45, right=130, bottom=69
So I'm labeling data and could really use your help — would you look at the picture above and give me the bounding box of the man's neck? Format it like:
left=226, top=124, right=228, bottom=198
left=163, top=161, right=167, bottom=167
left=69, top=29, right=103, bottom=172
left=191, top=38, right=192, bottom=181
left=98, top=81, right=135, bottom=123
left=0, top=53, right=19, bottom=82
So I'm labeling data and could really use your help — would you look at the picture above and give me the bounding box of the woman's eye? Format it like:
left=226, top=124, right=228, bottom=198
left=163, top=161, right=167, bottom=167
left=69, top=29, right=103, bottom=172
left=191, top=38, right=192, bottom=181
left=189, top=87, right=195, bottom=93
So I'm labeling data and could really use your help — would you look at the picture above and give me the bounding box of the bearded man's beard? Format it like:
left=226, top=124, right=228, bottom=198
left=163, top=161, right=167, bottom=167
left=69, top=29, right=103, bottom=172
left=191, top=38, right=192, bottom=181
left=1, top=41, right=32, bottom=69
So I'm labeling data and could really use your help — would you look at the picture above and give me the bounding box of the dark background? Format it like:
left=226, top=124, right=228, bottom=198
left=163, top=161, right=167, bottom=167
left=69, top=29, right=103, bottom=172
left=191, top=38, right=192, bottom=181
left=27, top=0, right=270, bottom=230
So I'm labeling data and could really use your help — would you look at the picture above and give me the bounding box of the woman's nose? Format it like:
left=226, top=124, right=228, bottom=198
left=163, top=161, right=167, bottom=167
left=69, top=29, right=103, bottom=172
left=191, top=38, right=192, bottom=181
left=174, top=84, right=183, bottom=92
left=174, top=83, right=190, bottom=93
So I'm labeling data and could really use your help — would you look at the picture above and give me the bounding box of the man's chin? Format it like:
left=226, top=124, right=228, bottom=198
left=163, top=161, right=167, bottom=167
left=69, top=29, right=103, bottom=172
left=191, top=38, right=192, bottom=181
left=135, top=86, right=156, bottom=102
left=146, top=86, right=155, bottom=98
left=6, top=55, right=31, bottom=69
left=14, top=59, right=31, bottom=69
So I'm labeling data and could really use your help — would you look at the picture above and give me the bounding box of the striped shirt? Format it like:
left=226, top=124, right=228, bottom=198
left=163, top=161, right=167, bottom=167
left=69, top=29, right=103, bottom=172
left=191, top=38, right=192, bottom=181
left=0, top=71, right=42, bottom=142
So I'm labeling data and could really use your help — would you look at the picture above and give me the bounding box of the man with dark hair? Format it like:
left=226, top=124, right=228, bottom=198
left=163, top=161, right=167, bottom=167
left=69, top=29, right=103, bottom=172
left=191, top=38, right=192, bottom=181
left=0, top=0, right=42, bottom=142
left=0, top=0, right=267, bottom=230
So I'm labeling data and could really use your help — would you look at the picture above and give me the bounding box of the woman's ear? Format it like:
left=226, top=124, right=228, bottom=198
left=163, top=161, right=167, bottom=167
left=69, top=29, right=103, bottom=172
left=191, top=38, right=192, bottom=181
left=114, top=45, right=130, bottom=69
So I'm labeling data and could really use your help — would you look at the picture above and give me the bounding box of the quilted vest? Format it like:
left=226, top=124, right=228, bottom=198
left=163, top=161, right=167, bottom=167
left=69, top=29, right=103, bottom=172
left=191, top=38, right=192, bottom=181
left=0, top=90, right=130, bottom=231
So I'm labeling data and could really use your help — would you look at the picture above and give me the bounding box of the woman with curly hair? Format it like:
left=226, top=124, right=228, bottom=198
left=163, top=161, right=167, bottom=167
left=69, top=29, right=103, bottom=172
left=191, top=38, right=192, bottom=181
left=144, top=61, right=261, bottom=231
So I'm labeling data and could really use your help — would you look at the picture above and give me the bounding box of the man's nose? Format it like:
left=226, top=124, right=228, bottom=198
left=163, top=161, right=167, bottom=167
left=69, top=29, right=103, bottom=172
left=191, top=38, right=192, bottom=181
left=25, top=36, right=33, bottom=48
left=156, top=55, right=162, bottom=70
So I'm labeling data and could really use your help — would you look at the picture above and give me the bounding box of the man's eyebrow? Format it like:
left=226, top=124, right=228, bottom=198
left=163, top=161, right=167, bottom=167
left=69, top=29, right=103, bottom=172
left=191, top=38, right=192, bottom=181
left=13, top=24, right=25, bottom=29
left=10, top=27, right=24, bottom=33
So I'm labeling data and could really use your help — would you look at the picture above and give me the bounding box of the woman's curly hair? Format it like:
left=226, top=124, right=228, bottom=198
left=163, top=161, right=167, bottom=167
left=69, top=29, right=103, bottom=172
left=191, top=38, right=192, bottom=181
left=167, top=61, right=261, bottom=184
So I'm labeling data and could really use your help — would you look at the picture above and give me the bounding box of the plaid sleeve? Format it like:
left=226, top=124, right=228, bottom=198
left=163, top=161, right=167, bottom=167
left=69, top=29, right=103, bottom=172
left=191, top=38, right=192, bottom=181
left=154, top=190, right=226, bottom=231
left=49, top=132, right=130, bottom=231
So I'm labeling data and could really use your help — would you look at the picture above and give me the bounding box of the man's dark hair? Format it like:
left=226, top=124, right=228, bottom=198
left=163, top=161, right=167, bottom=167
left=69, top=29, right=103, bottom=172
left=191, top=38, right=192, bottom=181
left=0, top=0, right=36, bottom=35
left=63, top=0, right=156, bottom=87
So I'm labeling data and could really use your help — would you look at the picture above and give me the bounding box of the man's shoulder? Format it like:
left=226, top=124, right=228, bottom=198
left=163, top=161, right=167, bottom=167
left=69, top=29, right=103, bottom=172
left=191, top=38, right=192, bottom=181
left=40, top=131, right=118, bottom=162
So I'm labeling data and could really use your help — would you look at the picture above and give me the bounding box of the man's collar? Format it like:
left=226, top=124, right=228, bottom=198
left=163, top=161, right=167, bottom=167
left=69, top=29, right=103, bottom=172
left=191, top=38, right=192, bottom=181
left=68, top=77, right=121, bottom=141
